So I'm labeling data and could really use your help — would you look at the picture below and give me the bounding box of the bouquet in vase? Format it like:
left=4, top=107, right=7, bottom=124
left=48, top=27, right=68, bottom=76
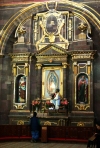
left=45, top=100, right=54, bottom=109
left=61, top=98, right=69, bottom=106
left=32, top=99, right=41, bottom=111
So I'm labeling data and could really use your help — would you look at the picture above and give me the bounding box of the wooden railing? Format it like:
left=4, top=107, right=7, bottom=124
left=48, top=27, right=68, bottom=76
left=0, top=125, right=95, bottom=143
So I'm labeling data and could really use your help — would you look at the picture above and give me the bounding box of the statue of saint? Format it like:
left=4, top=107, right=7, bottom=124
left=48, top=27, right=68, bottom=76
left=50, top=88, right=61, bottom=110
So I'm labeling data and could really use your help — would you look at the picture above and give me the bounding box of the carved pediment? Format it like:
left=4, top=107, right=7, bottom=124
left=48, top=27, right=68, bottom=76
left=35, top=44, right=66, bottom=56
left=35, top=44, right=67, bottom=63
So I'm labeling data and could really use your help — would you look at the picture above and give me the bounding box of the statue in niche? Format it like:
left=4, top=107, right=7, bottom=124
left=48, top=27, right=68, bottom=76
left=77, top=74, right=88, bottom=103
left=18, top=75, right=26, bottom=103
left=47, top=71, right=59, bottom=94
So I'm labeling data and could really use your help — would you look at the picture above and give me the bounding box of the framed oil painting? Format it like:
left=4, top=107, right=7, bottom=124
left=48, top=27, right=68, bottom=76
left=42, top=66, right=63, bottom=100
left=75, top=73, right=90, bottom=110
left=76, top=73, right=88, bottom=104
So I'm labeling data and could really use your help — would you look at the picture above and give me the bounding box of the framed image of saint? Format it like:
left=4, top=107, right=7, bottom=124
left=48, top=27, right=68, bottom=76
left=77, top=73, right=88, bottom=104
left=42, top=67, right=63, bottom=100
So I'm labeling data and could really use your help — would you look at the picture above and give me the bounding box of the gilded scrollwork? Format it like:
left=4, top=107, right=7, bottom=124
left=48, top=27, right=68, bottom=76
left=35, top=9, right=69, bottom=50
left=17, top=120, right=24, bottom=125
left=77, top=121, right=84, bottom=127
left=44, top=121, right=51, bottom=126
left=75, top=103, right=89, bottom=111
left=62, top=62, right=69, bottom=68
left=14, top=104, right=26, bottom=110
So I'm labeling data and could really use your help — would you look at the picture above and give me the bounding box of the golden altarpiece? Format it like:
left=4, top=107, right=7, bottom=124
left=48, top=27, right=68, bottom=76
left=9, top=2, right=96, bottom=126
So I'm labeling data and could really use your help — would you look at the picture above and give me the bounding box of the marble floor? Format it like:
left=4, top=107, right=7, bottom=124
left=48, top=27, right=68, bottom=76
left=0, top=141, right=87, bottom=148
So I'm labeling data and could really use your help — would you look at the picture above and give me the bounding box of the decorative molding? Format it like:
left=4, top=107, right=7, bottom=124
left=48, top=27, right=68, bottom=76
left=14, top=104, right=27, bottom=110
left=35, top=9, right=69, bottom=50
left=9, top=53, right=31, bottom=62
left=75, top=103, right=90, bottom=111
left=77, top=121, right=84, bottom=127
left=44, top=121, right=51, bottom=126
left=70, top=51, right=96, bottom=60
left=37, top=56, right=67, bottom=63
left=17, top=120, right=24, bottom=125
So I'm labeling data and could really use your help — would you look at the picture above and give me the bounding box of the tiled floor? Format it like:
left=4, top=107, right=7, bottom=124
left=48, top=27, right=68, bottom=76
left=0, top=141, right=87, bottom=148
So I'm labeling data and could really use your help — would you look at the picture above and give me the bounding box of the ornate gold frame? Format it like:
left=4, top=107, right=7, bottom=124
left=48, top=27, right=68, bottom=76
left=75, top=73, right=90, bottom=110
left=42, top=66, right=63, bottom=100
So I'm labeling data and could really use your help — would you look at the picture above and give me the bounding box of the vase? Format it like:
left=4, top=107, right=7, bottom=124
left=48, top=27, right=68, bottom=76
left=35, top=106, right=38, bottom=112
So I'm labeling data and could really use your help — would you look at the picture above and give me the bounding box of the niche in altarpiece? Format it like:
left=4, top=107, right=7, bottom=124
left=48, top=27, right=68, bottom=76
left=76, top=73, right=88, bottom=104
left=15, top=75, right=26, bottom=103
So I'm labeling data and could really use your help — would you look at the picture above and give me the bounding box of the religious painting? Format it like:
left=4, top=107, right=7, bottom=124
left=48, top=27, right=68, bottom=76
left=18, top=75, right=26, bottom=103
left=47, top=71, right=59, bottom=94
left=15, top=75, right=26, bottom=103
left=77, top=73, right=88, bottom=104
left=42, top=67, right=63, bottom=99
left=46, top=14, right=58, bottom=34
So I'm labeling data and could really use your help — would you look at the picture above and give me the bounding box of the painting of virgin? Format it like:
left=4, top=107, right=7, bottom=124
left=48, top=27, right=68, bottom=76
left=47, top=71, right=59, bottom=94
left=42, top=67, right=63, bottom=99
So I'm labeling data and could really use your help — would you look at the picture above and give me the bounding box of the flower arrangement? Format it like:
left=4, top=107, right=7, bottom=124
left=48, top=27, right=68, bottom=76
left=32, top=99, right=41, bottom=108
left=60, top=98, right=69, bottom=106
left=45, top=100, right=54, bottom=108
left=32, top=100, right=41, bottom=111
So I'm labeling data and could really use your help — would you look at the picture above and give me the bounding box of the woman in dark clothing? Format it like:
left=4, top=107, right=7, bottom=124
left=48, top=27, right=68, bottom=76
left=95, top=123, right=100, bottom=148
left=87, top=121, right=100, bottom=148
left=30, top=112, right=41, bottom=142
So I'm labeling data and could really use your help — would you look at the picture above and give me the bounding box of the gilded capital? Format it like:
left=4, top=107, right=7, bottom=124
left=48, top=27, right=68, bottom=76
left=36, top=63, right=42, bottom=69
left=62, top=62, right=68, bottom=68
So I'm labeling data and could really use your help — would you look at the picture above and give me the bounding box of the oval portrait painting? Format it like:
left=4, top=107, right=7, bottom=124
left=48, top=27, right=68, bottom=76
left=46, top=15, right=58, bottom=34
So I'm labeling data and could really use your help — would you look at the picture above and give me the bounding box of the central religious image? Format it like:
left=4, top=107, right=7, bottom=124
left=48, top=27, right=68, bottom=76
left=42, top=67, right=63, bottom=100
left=47, top=70, right=59, bottom=94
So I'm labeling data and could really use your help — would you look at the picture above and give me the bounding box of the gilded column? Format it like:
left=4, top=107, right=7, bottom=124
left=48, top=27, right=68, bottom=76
left=13, top=63, right=17, bottom=76
left=62, top=62, right=68, bottom=98
left=36, top=63, right=42, bottom=99
left=25, top=63, right=29, bottom=76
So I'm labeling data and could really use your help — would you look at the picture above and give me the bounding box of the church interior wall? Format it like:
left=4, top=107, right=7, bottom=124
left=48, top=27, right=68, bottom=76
left=0, top=0, right=100, bottom=125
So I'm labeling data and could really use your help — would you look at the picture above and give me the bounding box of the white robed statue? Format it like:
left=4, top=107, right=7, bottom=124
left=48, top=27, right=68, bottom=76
left=50, top=88, right=60, bottom=110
